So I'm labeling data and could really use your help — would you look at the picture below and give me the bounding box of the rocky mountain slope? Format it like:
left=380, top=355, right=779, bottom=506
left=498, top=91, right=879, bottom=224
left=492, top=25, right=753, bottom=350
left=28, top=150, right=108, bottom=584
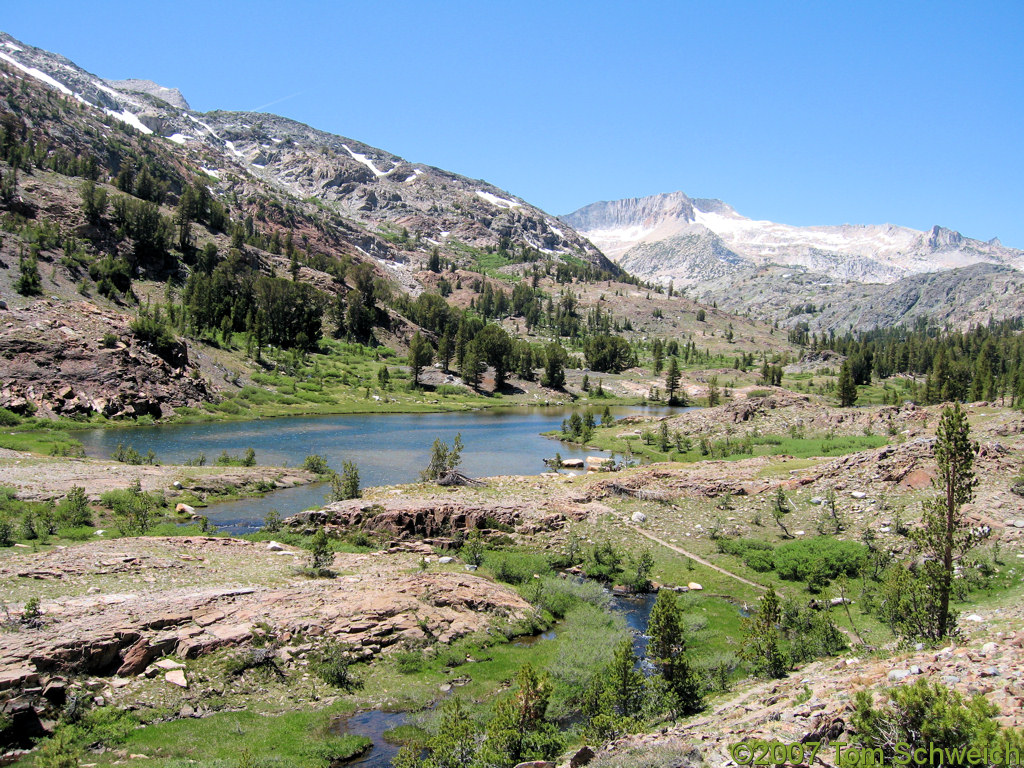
left=0, top=30, right=613, bottom=277
left=696, top=262, right=1024, bottom=333
left=564, top=191, right=1023, bottom=285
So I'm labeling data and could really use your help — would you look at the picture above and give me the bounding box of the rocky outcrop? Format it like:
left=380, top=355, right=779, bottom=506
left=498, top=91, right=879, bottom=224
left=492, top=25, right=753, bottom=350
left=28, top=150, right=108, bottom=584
left=0, top=537, right=533, bottom=735
left=0, top=301, right=213, bottom=419
left=288, top=498, right=574, bottom=539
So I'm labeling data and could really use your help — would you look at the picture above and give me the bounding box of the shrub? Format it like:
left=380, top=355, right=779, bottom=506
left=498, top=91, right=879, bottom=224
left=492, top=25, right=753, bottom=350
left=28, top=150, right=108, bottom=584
left=485, top=550, right=553, bottom=585
left=0, top=519, right=14, bottom=547
left=215, top=448, right=256, bottom=466
left=394, top=650, right=426, bottom=674
left=302, top=454, right=330, bottom=474
left=527, top=575, right=611, bottom=618
left=848, top=679, right=1023, bottom=764
left=313, top=645, right=361, bottom=690
left=460, top=532, right=485, bottom=567
left=584, top=540, right=624, bottom=583
left=302, top=735, right=371, bottom=765
left=56, top=486, right=92, bottom=528
left=102, top=481, right=155, bottom=535
left=56, top=525, right=94, bottom=541
left=328, top=461, right=360, bottom=501
left=262, top=509, right=283, bottom=533
left=307, top=529, right=334, bottom=572
left=347, top=530, right=372, bottom=548
left=0, top=408, right=21, bottom=426
left=111, top=443, right=157, bottom=465
left=772, top=537, right=866, bottom=591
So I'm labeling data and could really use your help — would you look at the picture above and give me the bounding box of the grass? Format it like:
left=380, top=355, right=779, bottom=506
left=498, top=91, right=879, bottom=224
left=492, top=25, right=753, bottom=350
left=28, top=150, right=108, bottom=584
left=0, top=427, right=85, bottom=456
left=569, top=425, right=889, bottom=465
left=42, top=704, right=370, bottom=768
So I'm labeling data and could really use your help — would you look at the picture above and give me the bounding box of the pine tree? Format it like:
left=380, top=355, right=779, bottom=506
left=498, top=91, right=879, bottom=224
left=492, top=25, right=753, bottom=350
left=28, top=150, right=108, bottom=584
left=80, top=180, right=108, bottom=225
left=14, top=251, right=42, bottom=296
left=606, top=638, right=645, bottom=717
left=837, top=361, right=858, bottom=407
left=908, top=403, right=983, bottom=639
left=407, top=331, right=433, bottom=387
left=461, top=343, right=483, bottom=388
left=646, top=589, right=703, bottom=716
left=665, top=356, right=681, bottom=404
left=741, top=588, right=787, bottom=678
left=706, top=375, right=720, bottom=407
left=541, top=342, right=566, bottom=389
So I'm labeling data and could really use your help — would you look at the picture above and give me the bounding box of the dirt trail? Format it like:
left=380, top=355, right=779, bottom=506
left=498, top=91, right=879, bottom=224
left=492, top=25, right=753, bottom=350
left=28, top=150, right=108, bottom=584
left=622, top=517, right=767, bottom=592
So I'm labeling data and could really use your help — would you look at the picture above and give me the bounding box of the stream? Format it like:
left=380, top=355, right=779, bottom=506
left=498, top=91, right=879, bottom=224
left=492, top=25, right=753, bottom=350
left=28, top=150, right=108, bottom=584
left=334, top=591, right=660, bottom=767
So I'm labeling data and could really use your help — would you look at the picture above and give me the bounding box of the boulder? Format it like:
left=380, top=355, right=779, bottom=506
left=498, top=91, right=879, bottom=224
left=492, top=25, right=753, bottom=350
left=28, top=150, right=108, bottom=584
left=175, top=503, right=196, bottom=515
left=631, top=511, right=647, bottom=524
left=561, top=459, right=584, bottom=468
left=116, top=637, right=158, bottom=676
left=165, top=669, right=188, bottom=688
left=570, top=746, right=596, bottom=767
left=687, top=582, right=703, bottom=591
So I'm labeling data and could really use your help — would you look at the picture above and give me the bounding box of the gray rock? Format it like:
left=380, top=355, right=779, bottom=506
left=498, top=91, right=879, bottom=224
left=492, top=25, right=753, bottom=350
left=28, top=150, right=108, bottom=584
left=887, top=669, right=911, bottom=681
left=631, top=511, right=647, bottom=523
left=438, top=556, right=454, bottom=564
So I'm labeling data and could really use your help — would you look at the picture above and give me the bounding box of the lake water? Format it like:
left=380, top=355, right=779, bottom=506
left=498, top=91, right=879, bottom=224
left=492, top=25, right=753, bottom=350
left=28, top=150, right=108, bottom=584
left=72, top=406, right=681, bottom=532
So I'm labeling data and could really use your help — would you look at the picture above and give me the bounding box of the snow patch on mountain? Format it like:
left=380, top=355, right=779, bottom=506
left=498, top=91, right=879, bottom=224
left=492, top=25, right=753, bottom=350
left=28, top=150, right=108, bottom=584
left=341, top=144, right=395, bottom=177
left=103, top=107, right=153, bottom=135
left=565, top=192, right=1024, bottom=285
left=0, top=50, right=73, bottom=95
left=476, top=190, right=521, bottom=209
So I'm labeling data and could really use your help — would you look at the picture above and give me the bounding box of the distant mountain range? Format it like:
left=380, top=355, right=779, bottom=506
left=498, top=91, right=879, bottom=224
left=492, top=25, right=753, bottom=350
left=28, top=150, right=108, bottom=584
left=564, top=191, right=1023, bottom=285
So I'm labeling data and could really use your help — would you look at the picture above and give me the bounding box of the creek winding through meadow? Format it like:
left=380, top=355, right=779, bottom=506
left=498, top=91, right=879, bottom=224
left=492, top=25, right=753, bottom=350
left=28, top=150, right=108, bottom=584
left=335, top=590, right=662, bottom=768
left=73, top=406, right=680, bottom=766
left=71, top=405, right=679, bottom=532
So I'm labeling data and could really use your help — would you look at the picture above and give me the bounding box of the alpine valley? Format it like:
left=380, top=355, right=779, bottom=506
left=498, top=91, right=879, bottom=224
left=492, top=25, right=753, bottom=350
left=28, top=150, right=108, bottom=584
left=2, top=29, right=1024, bottom=768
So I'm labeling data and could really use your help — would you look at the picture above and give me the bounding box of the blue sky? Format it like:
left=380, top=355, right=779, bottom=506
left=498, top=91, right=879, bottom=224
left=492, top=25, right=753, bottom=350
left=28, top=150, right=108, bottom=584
left=5, top=1, right=1023, bottom=247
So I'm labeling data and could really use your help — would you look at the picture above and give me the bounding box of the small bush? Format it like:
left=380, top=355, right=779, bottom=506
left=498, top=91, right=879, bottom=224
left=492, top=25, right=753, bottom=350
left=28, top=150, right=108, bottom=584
left=394, top=650, right=426, bottom=674
left=262, top=509, right=283, bottom=533
left=526, top=575, right=611, bottom=618
left=485, top=550, right=553, bottom=585
left=302, top=454, right=330, bottom=474
left=313, top=645, right=361, bottom=690
left=56, top=486, right=92, bottom=528
left=111, top=443, right=157, bottom=465
left=302, top=735, right=371, bottom=765
left=0, top=408, right=21, bottom=427
left=56, top=525, right=94, bottom=541
left=773, top=537, right=866, bottom=590
left=849, top=678, right=1023, bottom=764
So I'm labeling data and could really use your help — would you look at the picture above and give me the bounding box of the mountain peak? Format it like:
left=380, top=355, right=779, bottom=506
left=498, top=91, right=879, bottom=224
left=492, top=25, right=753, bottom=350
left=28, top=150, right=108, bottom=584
left=106, top=79, right=190, bottom=110
left=566, top=191, right=1024, bottom=285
